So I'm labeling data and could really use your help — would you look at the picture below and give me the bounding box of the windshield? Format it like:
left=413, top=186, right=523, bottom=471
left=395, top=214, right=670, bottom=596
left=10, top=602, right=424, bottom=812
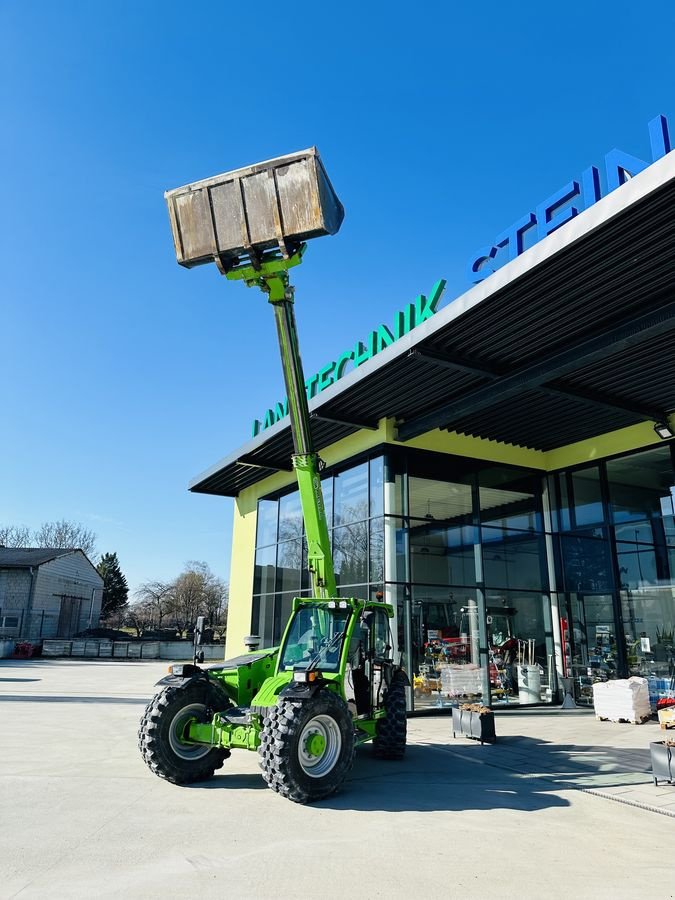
left=279, top=603, right=351, bottom=673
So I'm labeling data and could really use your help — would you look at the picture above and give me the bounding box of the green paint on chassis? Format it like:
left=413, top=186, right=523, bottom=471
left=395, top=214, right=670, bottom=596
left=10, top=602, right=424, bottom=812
left=138, top=250, right=408, bottom=802
left=138, top=595, right=408, bottom=803
left=143, top=168, right=408, bottom=803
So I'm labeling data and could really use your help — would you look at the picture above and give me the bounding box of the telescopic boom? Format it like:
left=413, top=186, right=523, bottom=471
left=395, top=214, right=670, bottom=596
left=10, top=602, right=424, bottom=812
left=164, top=148, right=345, bottom=600
left=226, top=250, right=337, bottom=598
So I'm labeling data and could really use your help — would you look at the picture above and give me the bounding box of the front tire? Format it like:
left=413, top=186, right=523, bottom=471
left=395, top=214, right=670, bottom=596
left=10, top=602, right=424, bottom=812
left=138, top=681, right=232, bottom=784
left=259, top=690, right=355, bottom=804
left=373, top=672, right=407, bottom=759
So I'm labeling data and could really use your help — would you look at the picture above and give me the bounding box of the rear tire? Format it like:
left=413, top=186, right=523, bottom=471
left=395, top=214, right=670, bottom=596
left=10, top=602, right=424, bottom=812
left=259, top=690, right=355, bottom=804
left=138, top=681, right=232, bottom=784
left=373, top=672, right=407, bottom=759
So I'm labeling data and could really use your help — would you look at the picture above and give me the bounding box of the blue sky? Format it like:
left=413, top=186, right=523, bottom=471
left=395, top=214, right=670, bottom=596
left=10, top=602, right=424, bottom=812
left=2, top=0, right=674, bottom=595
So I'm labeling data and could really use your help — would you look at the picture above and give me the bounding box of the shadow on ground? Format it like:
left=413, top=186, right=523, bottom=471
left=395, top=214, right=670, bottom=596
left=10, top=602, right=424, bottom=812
left=186, top=732, right=662, bottom=810
left=186, top=773, right=267, bottom=791
left=451, top=733, right=653, bottom=776
left=0, top=677, right=41, bottom=683
left=188, top=743, right=571, bottom=812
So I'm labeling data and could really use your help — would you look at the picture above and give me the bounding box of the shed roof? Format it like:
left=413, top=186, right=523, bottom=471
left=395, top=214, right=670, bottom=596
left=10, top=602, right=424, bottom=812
left=0, top=548, right=74, bottom=568
left=191, top=149, right=675, bottom=497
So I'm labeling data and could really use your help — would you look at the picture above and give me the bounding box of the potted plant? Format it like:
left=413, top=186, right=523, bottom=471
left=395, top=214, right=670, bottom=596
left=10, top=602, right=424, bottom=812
left=650, top=739, right=674, bottom=785
left=452, top=703, right=496, bottom=745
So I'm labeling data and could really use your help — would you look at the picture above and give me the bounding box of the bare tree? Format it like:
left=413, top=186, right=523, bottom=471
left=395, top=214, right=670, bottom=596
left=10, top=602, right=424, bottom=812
left=33, top=520, right=97, bottom=559
left=169, top=564, right=206, bottom=636
left=134, top=580, right=173, bottom=629
left=104, top=605, right=128, bottom=630
left=0, top=525, right=32, bottom=548
left=202, top=574, right=228, bottom=631
left=124, top=604, right=151, bottom=639
left=332, top=520, right=369, bottom=585
left=167, top=561, right=228, bottom=637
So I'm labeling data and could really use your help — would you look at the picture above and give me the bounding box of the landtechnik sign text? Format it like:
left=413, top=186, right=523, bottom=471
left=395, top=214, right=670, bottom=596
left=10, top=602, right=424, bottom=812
left=252, top=279, right=447, bottom=436
left=467, top=114, right=672, bottom=284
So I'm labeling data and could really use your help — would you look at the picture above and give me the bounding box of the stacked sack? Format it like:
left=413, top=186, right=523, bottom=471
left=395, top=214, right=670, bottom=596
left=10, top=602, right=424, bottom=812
left=592, top=677, right=651, bottom=723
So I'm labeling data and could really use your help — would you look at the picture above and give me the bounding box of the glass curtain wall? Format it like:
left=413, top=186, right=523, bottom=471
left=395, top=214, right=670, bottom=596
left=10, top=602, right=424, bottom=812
left=384, top=450, right=553, bottom=709
left=252, top=440, right=675, bottom=710
left=254, top=448, right=554, bottom=709
left=549, top=443, right=675, bottom=706
left=252, top=456, right=385, bottom=647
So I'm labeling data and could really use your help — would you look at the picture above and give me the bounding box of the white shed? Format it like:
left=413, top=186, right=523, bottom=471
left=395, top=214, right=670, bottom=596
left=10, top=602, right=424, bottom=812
left=0, top=548, right=104, bottom=641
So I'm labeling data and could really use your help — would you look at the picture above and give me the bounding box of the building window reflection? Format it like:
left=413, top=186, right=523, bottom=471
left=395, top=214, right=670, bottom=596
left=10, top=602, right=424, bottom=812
left=552, top=443, right=675, bottom=706
left=251, top=455, right=385, bottom=648
left=251, top=440, right=675, bottom=711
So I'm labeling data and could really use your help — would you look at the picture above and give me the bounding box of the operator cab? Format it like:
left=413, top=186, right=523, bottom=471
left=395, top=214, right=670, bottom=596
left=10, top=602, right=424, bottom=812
left=344, top=608, right=394, bottom=716
left=278, top=601, right=352, bottom=675
left=279, top=599, right=395, bottom=719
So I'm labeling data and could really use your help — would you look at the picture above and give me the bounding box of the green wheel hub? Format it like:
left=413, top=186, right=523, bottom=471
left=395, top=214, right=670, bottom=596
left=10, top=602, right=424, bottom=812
left=306, top=732, right=327, bottom=757
left=297, top=713, right=342, bottom=778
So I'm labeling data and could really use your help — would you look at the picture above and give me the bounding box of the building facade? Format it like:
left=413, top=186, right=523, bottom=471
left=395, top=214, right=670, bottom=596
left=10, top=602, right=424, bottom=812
left=0, top=548, right=104, bottom=642
left=191, top=123, right=675, bottom=711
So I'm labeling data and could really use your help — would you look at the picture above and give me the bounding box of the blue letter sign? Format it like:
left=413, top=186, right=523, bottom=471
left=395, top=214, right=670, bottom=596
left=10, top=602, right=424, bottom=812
left=467, top=115, right=672, bottom=284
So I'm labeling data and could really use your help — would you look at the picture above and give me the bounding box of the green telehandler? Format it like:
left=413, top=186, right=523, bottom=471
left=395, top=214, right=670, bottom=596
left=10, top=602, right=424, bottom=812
left=138, top=149, right=408, bottom=803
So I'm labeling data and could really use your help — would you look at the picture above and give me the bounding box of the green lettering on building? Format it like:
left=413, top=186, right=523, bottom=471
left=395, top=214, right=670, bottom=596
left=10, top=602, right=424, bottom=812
left=252, top=278, right=446, bottom=436
left=335, top=349, right=355, bottom=379
left=375, top=323, right=395, bottom=354
left=353, top=338, right=373, bottom=368
left=317, top=361, right=336, bottom=393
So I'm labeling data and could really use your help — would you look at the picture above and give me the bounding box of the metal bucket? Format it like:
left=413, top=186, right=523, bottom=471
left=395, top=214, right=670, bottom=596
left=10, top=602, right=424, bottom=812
left=165, top=147, right=344, bottom=270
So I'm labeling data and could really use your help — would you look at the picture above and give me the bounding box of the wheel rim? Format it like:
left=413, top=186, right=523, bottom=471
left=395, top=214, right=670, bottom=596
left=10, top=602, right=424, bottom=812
left=168, top=703, right=211, bottom=761
left=298, top=714, right=342, bottom=778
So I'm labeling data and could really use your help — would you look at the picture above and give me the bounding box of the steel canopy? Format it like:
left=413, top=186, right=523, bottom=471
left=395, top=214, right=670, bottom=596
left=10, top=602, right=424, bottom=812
left=191, top=150, right=675, bottom=497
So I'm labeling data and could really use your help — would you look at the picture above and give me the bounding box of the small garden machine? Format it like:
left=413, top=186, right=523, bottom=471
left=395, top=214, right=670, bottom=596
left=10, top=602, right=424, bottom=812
left=138, top=149, right=408, bottom=803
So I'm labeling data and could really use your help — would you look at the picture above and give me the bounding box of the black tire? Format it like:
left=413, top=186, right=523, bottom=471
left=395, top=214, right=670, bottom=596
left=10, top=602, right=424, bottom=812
left=373, top=672, right=407, bottom=760
left=138, top=680, right=232, bottom=784
left=259, top=690, right=355, bottom=804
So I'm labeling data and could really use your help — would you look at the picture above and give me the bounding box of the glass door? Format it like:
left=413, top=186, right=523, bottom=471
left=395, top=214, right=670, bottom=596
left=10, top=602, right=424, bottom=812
left=410, top=587, right=484, bottom=709
left=566, top=592, right=618, bottom=705
left=485, top=591, right=555, bottom=706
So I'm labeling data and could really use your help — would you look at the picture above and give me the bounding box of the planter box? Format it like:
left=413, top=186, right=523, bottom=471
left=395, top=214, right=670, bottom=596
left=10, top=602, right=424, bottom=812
left=452, top=707, right=496, bottom=745
left=650, top=741, right=675, bottom=785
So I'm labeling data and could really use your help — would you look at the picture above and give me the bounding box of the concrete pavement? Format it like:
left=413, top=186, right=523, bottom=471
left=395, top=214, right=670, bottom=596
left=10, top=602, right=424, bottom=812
left=414, top=706, right=675, bottom=817
left=1, top=659, right=673, bottom=900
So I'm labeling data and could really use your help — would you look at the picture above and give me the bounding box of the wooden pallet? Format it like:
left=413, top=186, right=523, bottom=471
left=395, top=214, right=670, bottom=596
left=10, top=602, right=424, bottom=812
left=595, top=714, right=651, bottom=725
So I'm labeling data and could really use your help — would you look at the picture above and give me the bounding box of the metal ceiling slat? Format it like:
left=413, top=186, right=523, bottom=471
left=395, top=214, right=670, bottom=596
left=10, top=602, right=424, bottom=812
left=438, top=237, right=675, bottom=363
left=399, top=299, right=675, bottom=441
left=191, top=170, right=675, bottom=496
left=435, top=190, right=675, bottom=362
